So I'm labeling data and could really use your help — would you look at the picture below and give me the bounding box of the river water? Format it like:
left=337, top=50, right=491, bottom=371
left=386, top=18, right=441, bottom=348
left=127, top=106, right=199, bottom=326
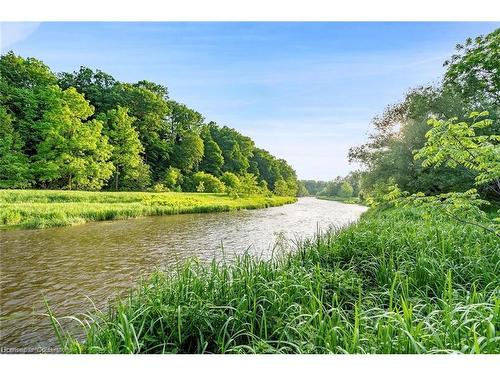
left=0, top=197, right=367, bottom=350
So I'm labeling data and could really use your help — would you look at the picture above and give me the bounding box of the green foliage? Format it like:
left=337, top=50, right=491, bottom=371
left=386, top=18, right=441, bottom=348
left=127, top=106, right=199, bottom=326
left=0, top=106, right=31, bottom=188
left=338, top=181, right=354, bottom=198
left=296, top=181, right=309, bottom=196
left=238, top=173, right=261, bottom=195
left=163, top=166, right=183, bottom=191
left=166, top=100, right=204, bottom=138
left=444, top=29, right=500, bottom=107
left=0, top=52, right=298, bottom=193
left=220, top=172, right=240, bottom=195
left=349, top=87, right=473, bottom=195
left=0, top=189, right=296, bottom=229
left=343, top=30, right=500, bottom=241
left=386, top=112, right=499, bottom=237
left=359, top=179, right=399, bottom=208
left=152, top=183, right=167, bottom=193
left=32, top=87, right=114, bottom=190
left=58, top=66, right=120, bottom=114
left=258, top=180, right=270, bottom=196
left=114, top=83, right=172, bottom=180
left=396, top=189, right=498, bottom=237
left=349, top=29, right=499, bottom=200
left=415, top=113, right=500, bottom=192
left=199, top=127, right=224, bottom=176
left=171, top=132, right=204, bottom=172
left=0, top=51, right=59, bottom=157
left=196, top=181, right=205, bottom=192
left=312, top=172, right=361, bottom=200
left=226, top=143, right=249, bottom=174
left=300, top=180, right=328, bottom=196
left=99, top=106, right=150, bottom=190
left=53, top=206, right=499, bottom=353
left=210, top=124, right=254, bottom=175
left=273, top=179, right=289, bottom=196
left=191, top=172, right=225, bottom=193
left=251, top=148, right=280, bottom=188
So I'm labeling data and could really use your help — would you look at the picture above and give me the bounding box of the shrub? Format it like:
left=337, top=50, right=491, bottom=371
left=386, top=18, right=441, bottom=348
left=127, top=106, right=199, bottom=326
left=163, top=167, right=183, bottom=191
left=192, top=172, right=225, bottom=193
left=220, top=172, right=240, bottom=194
left=152, top=183, right=168, bottom=193
left=238, top=173, right=260, bottom=195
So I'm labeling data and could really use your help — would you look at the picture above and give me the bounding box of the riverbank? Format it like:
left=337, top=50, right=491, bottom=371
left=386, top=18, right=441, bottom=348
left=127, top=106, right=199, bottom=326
left=52, top=206, right=499, bottom=353
left=0, top=190, right=297, bottom=229
left=315, top=195, right=361, bottom=204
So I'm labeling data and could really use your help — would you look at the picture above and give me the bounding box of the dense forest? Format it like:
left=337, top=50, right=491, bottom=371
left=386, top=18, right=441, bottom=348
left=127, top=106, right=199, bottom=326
left=0, top=53, right=298, bottom=196
left=301, top=29, right=499, bottom=207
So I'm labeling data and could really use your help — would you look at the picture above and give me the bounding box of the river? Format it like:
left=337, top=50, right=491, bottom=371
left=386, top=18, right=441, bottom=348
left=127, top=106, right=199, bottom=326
left=0, top=197, right=367, bottom=350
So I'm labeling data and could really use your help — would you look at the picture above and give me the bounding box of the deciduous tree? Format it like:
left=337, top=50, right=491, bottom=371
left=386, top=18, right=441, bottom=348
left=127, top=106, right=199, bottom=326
left=33, top=87, right=114, bottom=190
left=99, top=106, right=150, bottom=190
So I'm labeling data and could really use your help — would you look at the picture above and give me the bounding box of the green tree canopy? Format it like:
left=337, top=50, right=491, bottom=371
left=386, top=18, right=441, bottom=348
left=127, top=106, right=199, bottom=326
left=33, top=87, right=114, bottom=190
left=170, top=132, right=204, bottom=172
left=114, top=83, right=172, bottom=180
left=98, top=106, right=150, bottom=190
left=220, top=172, right=240, bottom=193
left=192, top=171, right=225, bottom=193
left=0, top=52, right=299, bottom=194
left=58, top=66, right=120, bottom=115
left=444, top=29, right=500, bottom=109
left=0, top=106, right=31, bottom=188
left=199, top=127, right=224, bottom=176
left=0, top=52, right=59, bottom=156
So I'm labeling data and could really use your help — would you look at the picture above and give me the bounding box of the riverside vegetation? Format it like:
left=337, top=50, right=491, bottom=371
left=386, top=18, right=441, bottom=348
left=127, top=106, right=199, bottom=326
left=0, top=49, right=300, bottom=228
left=46, top=28, right=499, bottom=354
left=4, top=29, right=500, bottom=353
left=0, top=52, right=298, bottom=196
left=50, top=207, right=499, bottom=353
left=0, top=189, right=296, bottom=229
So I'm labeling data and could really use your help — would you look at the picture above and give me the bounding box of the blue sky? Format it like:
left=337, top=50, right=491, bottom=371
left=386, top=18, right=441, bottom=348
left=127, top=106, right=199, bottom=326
left=1, top=22, right=498, bottom=180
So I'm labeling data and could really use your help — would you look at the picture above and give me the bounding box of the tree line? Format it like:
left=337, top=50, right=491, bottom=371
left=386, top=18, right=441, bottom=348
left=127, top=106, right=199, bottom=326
left=299, top=172, right=361, bottom=199
left=0, top=52, right=298, bottom=196
left=348, top=29, right=499, bottom=203
left=301, top=29, right=499, bottom=205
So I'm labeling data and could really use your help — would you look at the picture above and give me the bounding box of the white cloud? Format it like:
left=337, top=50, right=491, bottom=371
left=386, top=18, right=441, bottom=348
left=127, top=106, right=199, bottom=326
left=0, top=22, right=41, bottom=52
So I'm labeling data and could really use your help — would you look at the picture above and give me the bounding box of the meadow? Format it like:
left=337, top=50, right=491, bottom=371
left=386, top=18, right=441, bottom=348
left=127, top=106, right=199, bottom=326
left=50, top=206, right=500, bottom=354
left=0, top=189, right=296, bottom=229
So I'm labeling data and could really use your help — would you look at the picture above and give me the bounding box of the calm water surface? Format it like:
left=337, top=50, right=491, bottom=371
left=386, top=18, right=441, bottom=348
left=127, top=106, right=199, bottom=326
left=0, top=197, right=367, bottom=349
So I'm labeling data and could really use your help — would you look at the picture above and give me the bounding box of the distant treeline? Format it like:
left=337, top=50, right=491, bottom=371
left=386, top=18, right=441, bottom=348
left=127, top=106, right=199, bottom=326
left=0, top=52, right=298, bottom=196
left=299, top=172, right=361, bottom=198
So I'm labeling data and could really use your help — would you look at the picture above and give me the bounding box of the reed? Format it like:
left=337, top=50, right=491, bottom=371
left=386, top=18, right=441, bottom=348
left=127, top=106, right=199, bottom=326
left=51, top=206, right=500, bottom=353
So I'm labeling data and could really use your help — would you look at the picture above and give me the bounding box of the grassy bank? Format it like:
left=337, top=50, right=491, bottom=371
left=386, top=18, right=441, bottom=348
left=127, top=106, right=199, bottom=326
left=52, top=207, right=499, bottom=353
left=0, top=190, right=297, bottom=229
left=316, top=195, right=361, bottom=204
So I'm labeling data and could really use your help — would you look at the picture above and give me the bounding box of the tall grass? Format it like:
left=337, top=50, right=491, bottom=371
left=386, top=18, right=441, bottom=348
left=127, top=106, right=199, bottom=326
left=52, top=207, right=500, bottom=353
left=0, top=190, right=296, bottom=229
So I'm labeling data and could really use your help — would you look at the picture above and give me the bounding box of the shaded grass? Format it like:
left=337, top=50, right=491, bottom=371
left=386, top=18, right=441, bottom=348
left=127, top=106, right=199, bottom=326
left=0, top=190, right=296, bottom=229
left=52, top=207, right=500, bottom=353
